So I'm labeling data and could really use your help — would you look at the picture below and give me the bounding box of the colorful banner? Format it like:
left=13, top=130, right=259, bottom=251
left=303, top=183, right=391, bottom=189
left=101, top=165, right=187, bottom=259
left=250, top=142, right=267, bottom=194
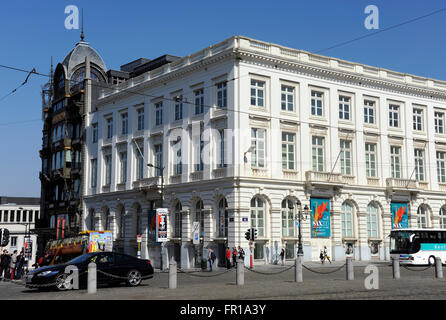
left=310, top=198, right=331, bottom=237
left=156, top=208, right=168, bottom=242
left=88, top=231, right=113, bottom=252
left=148, top=210, right=158, bottom=244
left=391, top=202, right=409, bottom=229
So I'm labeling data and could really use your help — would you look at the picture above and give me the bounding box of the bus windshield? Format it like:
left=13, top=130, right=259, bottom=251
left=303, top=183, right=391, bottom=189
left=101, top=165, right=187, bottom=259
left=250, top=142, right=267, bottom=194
left=390, top=231, right=414, bottom=254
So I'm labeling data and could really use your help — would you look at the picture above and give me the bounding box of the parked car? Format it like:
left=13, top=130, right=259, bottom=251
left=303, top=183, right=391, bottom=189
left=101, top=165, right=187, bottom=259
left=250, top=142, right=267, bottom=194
left=26, top=252, right=153, bottom=291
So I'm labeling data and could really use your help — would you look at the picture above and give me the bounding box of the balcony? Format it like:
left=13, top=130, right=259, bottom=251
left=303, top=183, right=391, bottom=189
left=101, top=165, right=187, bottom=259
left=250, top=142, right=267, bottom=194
left=305, top=171, right=345, bottom=189
left=169, top=175, right=182, bottom=184
left=132, top=177, right=161, bottom=191
left=283, top=170, right=298, bottom=180
left=386, top=178, right=419, bottom=194
left=190, top=171, right=203, bottom=181
left=213, top=167, right=227, bottom=179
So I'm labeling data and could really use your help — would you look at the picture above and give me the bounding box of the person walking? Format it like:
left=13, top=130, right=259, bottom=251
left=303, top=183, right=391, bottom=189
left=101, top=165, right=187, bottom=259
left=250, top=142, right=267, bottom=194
left=225, top=247, right=231, bottom=269
left=320, top=250, right=325, bottom=264
left=0, top=250, right=10, bottom=280
left=208, top=248, right=216, bottom=272
left=10, top=250, right=18, bottom=280
left=15, top=251, right=25, bottom=279
left=280, top=248, right=285, bottom=265
left=323, top=246, right=332, bottom=264
left=232, top=247, right=238, bottom=267
left=237, top=246, right=245, bottom=261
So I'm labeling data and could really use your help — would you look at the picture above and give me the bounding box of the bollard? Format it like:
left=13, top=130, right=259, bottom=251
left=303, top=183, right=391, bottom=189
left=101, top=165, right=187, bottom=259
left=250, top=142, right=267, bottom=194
left=346, top=257, right=354, bottom=281
left=295, top=254, right=303, bottom=283
left=87, top=262, right=97, bottom=294
left=236, top=260, right=244, bottom=286
left=392, top=257, right=400, bottom=279
left=435, top=257, right=443, bottom=279
left=169, top=257, right=177, bottom=289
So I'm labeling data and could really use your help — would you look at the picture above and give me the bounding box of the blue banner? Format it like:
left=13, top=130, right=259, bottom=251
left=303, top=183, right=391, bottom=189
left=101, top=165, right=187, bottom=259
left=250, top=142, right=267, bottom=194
left=310, top=198, right=331, bottom=238
left=391, top=202, right=409, bottom=230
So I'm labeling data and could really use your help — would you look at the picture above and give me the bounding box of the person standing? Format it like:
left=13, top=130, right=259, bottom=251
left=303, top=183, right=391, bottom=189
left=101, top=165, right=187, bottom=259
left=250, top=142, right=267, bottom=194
left=232, top=247, right=238, bottom=267
left=208, top=248, right=216, bottom=272
left=10, top=250, right=18, bottom=280
left=15, top=251, right=25, bottom=279
left=323, top=246, right=332, bottom=264
left=237, top=246, right=245, bottom=261
left=225, top=247, right=231, bottom=269
left=0, top=250, right=10, bottom=280
left=280, top=248, right=285, bottom=265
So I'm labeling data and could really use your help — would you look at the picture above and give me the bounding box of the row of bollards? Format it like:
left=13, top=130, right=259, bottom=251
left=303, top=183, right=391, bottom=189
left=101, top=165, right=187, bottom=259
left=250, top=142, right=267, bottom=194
left=392, top=256, right=443, bottom=279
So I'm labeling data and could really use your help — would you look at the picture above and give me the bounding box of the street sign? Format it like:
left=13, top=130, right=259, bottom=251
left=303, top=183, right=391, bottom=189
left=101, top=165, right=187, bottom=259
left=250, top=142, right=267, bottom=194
left=192, top=222, right=200, bottom=245
left=137, top=235, right=142, bottom=243
left=156, top=208, right=168, bottom=242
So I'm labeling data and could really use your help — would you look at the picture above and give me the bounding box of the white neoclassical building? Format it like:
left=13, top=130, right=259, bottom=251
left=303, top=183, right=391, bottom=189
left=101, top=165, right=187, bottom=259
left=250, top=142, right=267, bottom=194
left=81, top=36, right=446, bottom=269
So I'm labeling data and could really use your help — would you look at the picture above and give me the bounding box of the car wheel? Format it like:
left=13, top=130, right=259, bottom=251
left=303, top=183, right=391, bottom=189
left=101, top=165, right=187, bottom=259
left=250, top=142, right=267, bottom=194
left=55, top=273, right=70, bottom=291
left=126, top=270, right=142, bottom=287
left=428, top=256, right=436, bottom=266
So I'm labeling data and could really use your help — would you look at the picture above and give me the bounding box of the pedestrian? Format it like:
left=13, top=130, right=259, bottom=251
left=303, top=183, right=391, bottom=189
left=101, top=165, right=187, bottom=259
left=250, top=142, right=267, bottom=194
left=320, top=250, right=324, bottom=264
left=225, top=247, right=231, bottom=269
left=237, top=246, right=245, bottom=261
left=15, top=251, right=25, bottom=279
left=280, top=248, right=285, bottom=265
left=208, top=248, right=216, bottom=272
left=232, top=247, right=238, bottom=267
left=0, top=250, right=10, bottom=280
left=323, top=246, right=332, bottom=264
left=10, top=250, right=18, bottom=280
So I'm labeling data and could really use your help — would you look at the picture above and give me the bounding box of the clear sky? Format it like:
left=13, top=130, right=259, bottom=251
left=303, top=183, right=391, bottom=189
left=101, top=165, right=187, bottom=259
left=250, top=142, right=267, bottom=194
left=0, top=0, right=445, bottom=197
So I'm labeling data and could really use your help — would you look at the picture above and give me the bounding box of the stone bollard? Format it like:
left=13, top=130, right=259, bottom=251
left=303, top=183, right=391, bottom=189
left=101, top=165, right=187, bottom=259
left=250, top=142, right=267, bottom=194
left=169, top=257, right=177, bottom=289
left=435, top=257, right=443, bottom=279
left=87, top=262, right=97, bottom=294
left=236, top=260, right=244, bottom=286
left=392, top=256, right=400, bottom=279
left=346, top=258, right=354, bottom=281
left=295, top=254, right=303, bottom=283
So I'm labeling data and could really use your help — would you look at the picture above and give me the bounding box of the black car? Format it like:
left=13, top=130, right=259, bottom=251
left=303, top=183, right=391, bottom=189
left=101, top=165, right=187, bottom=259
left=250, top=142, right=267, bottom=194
left=26, top=252, right=153, bottom=291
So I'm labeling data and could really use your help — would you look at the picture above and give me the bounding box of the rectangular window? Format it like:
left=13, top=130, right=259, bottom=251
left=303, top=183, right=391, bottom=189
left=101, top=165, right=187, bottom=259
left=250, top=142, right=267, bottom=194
left=174, top=142, right=182, bottom=175
left=91, top=158, right=97, bottom=188
left=194, top=89, right=204, bottom=115
left=311, top=91, right=323, bottom=116
left=312, top=136, right=324, bottom=172
left=437, top=151, right=446, bottom=183
left=365, top=143, right=377, bottom=177
left=217, top=82, right=227, bottom=109
left=340, top=140, right=352, bottom=175
left=136, top=149, right=144, bottom=180
left=155, top=102, right=163, bottom=126
left=364, top=100, right=375, bottom=124
left=281, top=85, right=294, bottom=112
left=339, top=96, right=351, bottom=120
left=194, top=128, right=204, bottom=172
left=435, top=112, right=444, bottom=134
left=137, top=108, right=145, bottom=131
left=250, top=80, right=265, bottom=107
left=106, top=117, right=113, bottom=139
left=414, top=149, right=425, bottom=181
left=119, top=152, right=127, bottom=183
left=155, top=144, right=163, bottom=176
left=251, top=128, right=266, bottom=168
left=104, top=154, right=112, bottom=185
left=390, top=146, right=401, bottom=179
left=175, top=97, right=183, bottom=121
left=121, top=113, right=128, bottom=135
left=389, top=105, right=400, bottom=128
left=282, top=132, right=295, bottom=170
left=413, top=108, right=423, bottom=131
left=218, top=130, right=227, bottom=168
left=10, top=237, right=17, bottom=248
left=281, top=210, right=295, bottom=237
left=92, top=123, right=98, bottom=143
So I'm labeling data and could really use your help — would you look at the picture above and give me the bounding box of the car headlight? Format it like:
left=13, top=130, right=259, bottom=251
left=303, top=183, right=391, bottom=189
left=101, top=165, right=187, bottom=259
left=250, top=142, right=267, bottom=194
left=36, top=270, right=59, bottom=277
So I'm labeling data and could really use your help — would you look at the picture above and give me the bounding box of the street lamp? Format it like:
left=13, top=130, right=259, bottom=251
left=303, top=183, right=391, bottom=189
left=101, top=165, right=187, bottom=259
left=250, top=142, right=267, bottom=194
left=18, top=207, right=31, bottom=270
left=295, top=203, right=310, bottom=255
left=147, top=163, right=165, bottom=270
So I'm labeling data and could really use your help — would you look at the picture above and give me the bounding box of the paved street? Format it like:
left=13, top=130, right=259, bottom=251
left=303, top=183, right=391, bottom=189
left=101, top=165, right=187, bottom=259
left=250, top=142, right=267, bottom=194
left=1, top=261, right=446, bottom=300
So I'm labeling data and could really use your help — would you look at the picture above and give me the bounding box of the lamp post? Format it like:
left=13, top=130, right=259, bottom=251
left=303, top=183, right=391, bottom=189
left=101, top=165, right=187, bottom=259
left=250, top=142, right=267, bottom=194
left=18, top=207, right=31, bottom=270
left=147, top=163, right=165, bottom=270
left=296, top=203, right=310, bottom=255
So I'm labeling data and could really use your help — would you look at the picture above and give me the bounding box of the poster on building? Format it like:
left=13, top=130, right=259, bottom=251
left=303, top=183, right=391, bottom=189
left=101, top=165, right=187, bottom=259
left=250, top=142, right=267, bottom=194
left=310, top=198, right=331, bottom=238
left=156, top=208, right=168, bottom=242
left=148, top=210, right=158, bottom=244
left=192, top=222, right=200, bottom=245
left=88, top=231, right=113, bottom=252
left=391, top=202, right=409, bottom=229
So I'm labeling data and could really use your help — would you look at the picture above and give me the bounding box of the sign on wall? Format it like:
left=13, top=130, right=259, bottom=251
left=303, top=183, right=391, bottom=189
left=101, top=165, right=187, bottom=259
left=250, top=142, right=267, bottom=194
left=192, top=222, right=200, bottom=245
left=391, top=202, right=409, bottom=229
left=156, top=208, right=168, bottom=242
left=310, top=198, right=331, bottom=238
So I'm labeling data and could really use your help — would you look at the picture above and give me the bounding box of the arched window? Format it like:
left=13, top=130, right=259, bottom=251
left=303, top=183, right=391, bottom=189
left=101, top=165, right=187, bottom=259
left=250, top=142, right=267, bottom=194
left=174, top=202, right=182, bottom=238
left=251, top=197, right=265, bottom=237
left=366, top=204, right=378, bottom=238
left=341, top=202, right=354, bottom=238
left=104, top=208, right=111, bottom=231
left=281, top=199, right=295, bottom=237
left=217, top=198, right=228, bottom=238
left=89, top=209, right=95, bottom=230
left=118, top=206, right=126, bottom=240
left=440, top=207, right=446, bottom=229
left=417, top=205, right=428, bottom=228
left=195, top=200, right=204, bottom=237
left=136, top=205, right=142, bottom=236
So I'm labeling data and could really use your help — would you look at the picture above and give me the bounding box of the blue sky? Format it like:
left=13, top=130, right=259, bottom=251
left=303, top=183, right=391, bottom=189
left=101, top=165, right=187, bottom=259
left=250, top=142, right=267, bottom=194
left=0, top=0, right=445, bottom=197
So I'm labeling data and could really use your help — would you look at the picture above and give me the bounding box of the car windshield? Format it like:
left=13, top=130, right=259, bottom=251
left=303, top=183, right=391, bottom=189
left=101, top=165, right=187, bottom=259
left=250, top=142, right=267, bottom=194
left=66, top=254, right=94, bottom=264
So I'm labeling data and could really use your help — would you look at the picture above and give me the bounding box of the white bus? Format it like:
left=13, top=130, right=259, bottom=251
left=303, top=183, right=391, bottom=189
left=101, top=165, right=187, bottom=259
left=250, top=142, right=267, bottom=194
left=390, top=228, right=446, bottom=265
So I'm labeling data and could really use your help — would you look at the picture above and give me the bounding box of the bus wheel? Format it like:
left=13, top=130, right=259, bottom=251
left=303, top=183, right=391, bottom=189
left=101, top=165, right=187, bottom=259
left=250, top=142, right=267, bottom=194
left=428, top=256, right=436, bottom=266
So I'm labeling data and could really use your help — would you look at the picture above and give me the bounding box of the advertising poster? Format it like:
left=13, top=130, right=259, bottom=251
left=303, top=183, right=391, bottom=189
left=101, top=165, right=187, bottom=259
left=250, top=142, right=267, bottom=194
left=310, top=198, right=331, bottom=238
left=89, top=231, right=113, bottom=252
left=391, top=202, right=409, bottom=229
left=156, top=208, right=168, bottom=242
left=192, top=222, right=200, bottom=245
left=148, top=210, right=158, bottom=244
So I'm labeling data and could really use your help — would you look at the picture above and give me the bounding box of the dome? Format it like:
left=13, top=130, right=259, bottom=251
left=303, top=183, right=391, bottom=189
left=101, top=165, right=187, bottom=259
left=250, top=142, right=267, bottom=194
left=62, top=40, right=107, bottom=79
